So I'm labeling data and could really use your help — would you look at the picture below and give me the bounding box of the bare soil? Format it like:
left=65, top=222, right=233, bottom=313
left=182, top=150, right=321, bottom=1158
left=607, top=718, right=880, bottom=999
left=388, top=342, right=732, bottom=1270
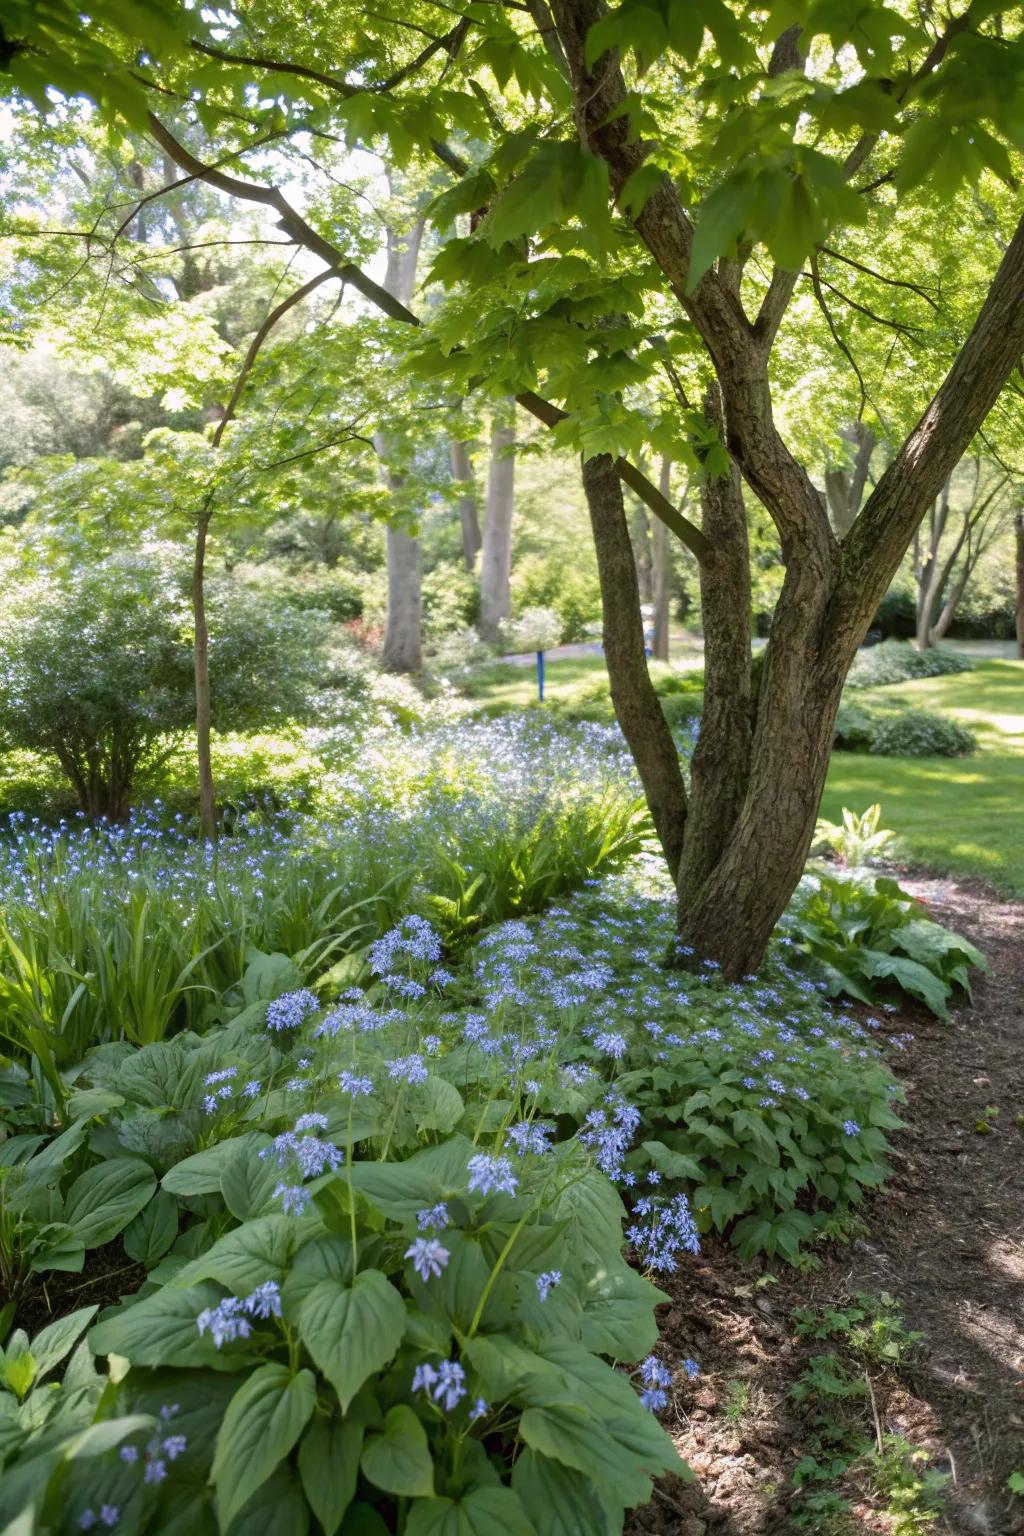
left=627, top=875, right=1024, bottom=1536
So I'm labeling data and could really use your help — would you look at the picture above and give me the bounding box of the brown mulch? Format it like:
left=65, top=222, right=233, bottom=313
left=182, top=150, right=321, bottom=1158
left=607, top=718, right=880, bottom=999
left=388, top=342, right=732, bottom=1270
left=627, top=875, right=1024, bottom=1536
left=13, top=1241, right=146, bottom=1340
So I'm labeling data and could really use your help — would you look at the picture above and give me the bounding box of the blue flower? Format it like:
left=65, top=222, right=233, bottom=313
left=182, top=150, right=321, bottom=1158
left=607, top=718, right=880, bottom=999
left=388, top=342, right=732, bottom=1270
left=416, top=1202, right=449, bottom=1232
left=405, top=1237, right=450, bottom=1281
left=640, top=1386, right=668, bottom=1411
left=467, top=1153, right=519, bottom=1197
left=681, top=1358, right=701, bottom=1379
left=388, top=1054, right=428, bottom=1086
left=842, top=1119, right=861, bottom=1136
left=338, top=1070, right=373, bottom=1096
left=266, top=989, right=319, bottom=1032
left=536, top=1270, right=562, bottom=1302
left=504, top=1120, right=554, bottom=1157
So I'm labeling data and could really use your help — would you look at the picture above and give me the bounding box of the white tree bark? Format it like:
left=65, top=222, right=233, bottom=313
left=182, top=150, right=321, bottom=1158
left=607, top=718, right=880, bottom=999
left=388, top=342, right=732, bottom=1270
left=378, top=210, right=425, bottom=672
left=478, top=400, right=516, bottom=640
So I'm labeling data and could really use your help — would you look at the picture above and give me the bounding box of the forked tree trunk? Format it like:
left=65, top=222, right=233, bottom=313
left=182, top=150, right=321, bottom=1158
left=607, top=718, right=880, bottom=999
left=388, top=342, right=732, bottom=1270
left=544, top=0, right=1024, bottom=977
left=651, top=457, right=671, bottom=661
left=1016, top=511, right=1024, bottom=660
left=478, top=400, right=516, bottom=640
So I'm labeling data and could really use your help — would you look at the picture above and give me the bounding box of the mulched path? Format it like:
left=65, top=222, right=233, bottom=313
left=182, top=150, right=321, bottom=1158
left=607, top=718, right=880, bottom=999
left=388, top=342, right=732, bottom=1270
left=627, top=874, right=1024, bottom=1536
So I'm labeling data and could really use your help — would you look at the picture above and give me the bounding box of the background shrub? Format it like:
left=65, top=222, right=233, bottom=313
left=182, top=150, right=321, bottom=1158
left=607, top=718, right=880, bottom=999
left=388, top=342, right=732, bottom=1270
left=0, top=557, right=328, bottom=817
left=870, top=710, right=976, bottom=759
left=846, top=640, right=974, bottom=689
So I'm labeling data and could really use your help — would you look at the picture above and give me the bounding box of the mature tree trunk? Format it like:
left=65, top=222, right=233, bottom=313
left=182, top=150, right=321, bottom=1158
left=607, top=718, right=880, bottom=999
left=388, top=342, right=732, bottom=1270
left=1016, top=510, right=1024, bottom=660
left=379, top=213, right=426, bottom=671
left=193, top=504, right=217, bottom=840
left=449, top=437, right=481, bottom=570
left=478, top=400, right=516, bottom=641
left=676, top=389, right=752, bottom=904
left=548, top=0, right=1024, bottom=978
left=651, top=457, right=672, bottom=661
left=381, top=524, right=422, bottom=672
left=582, top=455, right=687, bottom=877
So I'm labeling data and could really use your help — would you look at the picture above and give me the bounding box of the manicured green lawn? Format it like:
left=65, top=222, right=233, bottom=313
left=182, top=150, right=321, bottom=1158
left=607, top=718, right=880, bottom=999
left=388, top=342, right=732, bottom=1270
left=822, top=660, right=1024, bottom=896
left=464, top=652, right=1024, bottom=896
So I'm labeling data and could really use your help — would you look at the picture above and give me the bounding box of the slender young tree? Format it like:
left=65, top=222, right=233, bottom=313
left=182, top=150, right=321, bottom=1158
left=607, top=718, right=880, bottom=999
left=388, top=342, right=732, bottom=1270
left=478, top=400, right=516, bottom=640
left=375, top=214, right=427, bottom=674
left=651, top=457, right=673, bottom=661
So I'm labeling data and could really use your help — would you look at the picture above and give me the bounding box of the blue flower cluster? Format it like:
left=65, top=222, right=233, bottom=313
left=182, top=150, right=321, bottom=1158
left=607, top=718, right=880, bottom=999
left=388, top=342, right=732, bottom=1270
left=197, top=1280, right=283, bottom=1348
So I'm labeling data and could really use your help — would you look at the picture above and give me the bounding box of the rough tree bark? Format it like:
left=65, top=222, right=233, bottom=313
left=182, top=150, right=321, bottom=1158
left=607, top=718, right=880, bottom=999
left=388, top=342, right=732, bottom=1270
left=478, top=399, right=516, bottom=640
left=651, top=457, right=672, bottom=661
left=583, top=454, right=687, bottom=877
left=449, top=437, right=481, bottom=570
left=548, top=0, right=1024, bottom=977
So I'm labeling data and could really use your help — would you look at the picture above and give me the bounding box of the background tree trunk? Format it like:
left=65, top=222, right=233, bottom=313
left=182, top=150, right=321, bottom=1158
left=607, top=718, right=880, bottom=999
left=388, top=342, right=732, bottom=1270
left=651, top=457, right=672, bottom=661
left=193, top=506, right=216, bottom=840
left=630, top=502, right=653, bottom=604
left=824, top=423, right=875, bottom=539
left=381, top=524, right=422, bottom=672
left=449, top=437, right=481, bottom=570
left=478, top=400, right=516, bottom=641
left=379, top=211, right=425, bottom=671
left=1016, top=510, right=1024, bottom=660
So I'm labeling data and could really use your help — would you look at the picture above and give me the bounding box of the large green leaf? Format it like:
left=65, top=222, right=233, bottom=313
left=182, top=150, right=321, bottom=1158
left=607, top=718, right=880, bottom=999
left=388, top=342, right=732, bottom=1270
left=220, top=1137, right=283, bottom=1221
left=518, top=1403, right=677, bottom=1508
left=89, top=1280, right=236, bottom=1368
left=162, top=1133, right=270, bottom=1197
left=123, top=1188, right=178, bottom=1265
left=406, top=1487, right=535, bottom=1536
left=511, top=1448, right=614, bottom=1536
left=29, top=1305, right=97, bottom=1381
left=172, top=1215, right=297, bottom=1294
left=226, top=1461, right=309, bottom=1536
left=295, top=1269, right=405, bottom=1411
left=360, top=1405, right=434, bottom=1497
left=63, top=1157, right=156, bottom=1248
left=857, top=949, right=951, bottom=1017
left=212, top=1363, right=316, bottom=1529
left=298, top=1417, right=364, bottom=1536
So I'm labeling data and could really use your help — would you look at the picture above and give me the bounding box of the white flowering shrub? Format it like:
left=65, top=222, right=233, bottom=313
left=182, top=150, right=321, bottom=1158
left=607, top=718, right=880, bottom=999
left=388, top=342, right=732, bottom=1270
left=497, top=607, right=563, bottom=655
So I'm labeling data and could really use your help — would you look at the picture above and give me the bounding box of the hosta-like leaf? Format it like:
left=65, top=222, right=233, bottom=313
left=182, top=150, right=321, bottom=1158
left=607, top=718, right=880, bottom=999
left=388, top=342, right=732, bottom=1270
left=294, top=1268, right=404, bottom=1411
left=360, top=1405, right=434, bottom=1498
left=212, top=1363, right=315, bottom=1529
left=298, top=1417, right=363, bottom=1536
left=63, top=1157, right=156, bottom=1248
left=406, top=1487, right=535, bottom=1536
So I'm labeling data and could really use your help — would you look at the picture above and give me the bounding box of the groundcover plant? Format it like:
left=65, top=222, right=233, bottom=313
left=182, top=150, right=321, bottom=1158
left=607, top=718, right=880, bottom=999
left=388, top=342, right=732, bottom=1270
left=1, top=839, right=970, bottom=1535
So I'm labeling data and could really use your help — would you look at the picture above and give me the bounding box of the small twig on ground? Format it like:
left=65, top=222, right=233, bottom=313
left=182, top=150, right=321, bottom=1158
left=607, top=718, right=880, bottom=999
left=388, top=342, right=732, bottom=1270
left=865, top=1370, right=884, bottom=1453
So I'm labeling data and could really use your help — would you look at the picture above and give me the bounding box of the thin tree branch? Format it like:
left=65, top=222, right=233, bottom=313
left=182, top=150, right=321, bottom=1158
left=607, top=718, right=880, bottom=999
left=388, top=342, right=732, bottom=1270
left=151, top=114, right=711, bottom=561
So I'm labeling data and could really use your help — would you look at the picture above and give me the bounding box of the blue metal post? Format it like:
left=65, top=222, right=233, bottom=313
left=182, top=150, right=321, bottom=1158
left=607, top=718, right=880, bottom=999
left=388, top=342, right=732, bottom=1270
left=537, top=649, right=545, bottom=702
